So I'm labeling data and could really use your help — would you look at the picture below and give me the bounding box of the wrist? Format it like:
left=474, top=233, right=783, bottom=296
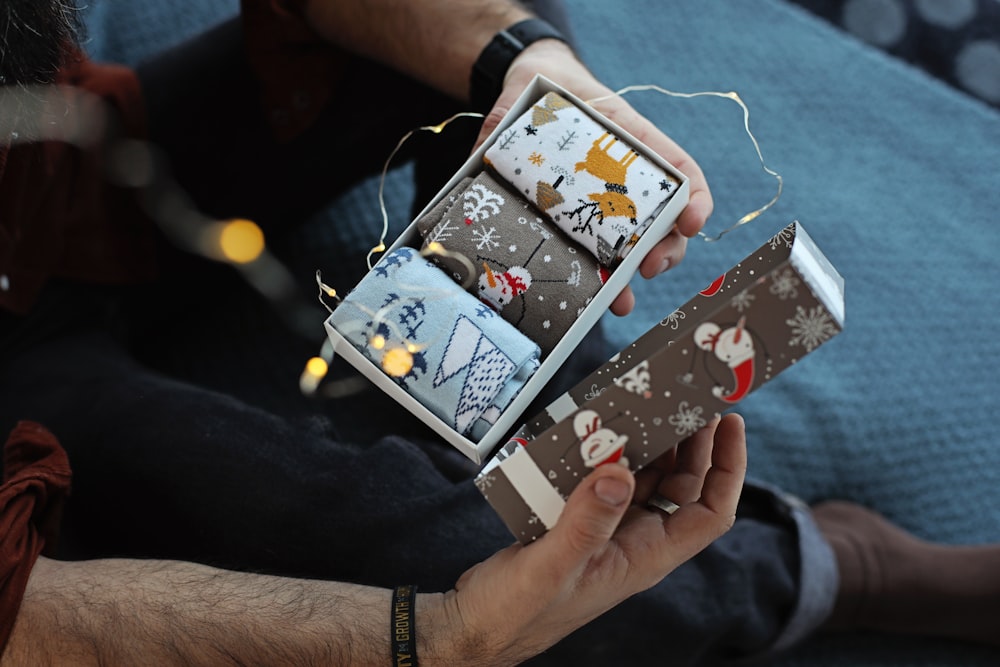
left=503, top=38, right=579, bottom=88
left=470, top=17, right=570, bottom=111
left=418, top=590, right=526, bottom=667
left=414, top=591, right=456, bottom=665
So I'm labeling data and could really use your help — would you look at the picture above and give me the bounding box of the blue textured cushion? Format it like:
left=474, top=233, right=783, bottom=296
left=569, top=1, right=1000, bottom=664
left=82, top=0, right=238, bottom=64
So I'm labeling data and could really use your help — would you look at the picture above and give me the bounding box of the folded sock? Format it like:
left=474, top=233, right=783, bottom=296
left=484, top=91, right=680, bottom=267
left=417, top=171, right=609, bottom=355
left=330, top=247, right=541, bottom=439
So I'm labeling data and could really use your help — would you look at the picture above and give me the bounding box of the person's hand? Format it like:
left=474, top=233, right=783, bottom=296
left=418, top=414, right=746, bottom=666
left=474, top=40, right=714, bottom=316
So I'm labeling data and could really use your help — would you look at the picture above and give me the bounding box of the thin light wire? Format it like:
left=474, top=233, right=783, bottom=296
left=588, top=85, right=783, bottom=242
left=315, top=270, right=340, bottom=314
left=3, top=81, right=782, bottom=398
left=370, top=85, right=781, bottom=258
left=338, top=85, right=784, bottom=397
left=369, top=111, right=485, bottom=269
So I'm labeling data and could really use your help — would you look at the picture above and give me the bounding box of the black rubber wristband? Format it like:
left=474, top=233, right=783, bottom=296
left=391, top=585, right=418, bottom=666
left=470, top=18, right=568, bottom=111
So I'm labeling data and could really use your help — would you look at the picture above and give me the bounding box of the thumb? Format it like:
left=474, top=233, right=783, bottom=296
left=472, top=87, right=521, bottom=152
left=536, top=464, right=634, bottom=566
left=471, top=54, right=544, bottom=151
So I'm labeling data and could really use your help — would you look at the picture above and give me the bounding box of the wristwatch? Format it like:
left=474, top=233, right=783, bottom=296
left=470, top=18, right=568, bottom=111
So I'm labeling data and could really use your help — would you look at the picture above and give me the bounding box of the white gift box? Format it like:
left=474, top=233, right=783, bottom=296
left=324, top=75, right=690, bottom=463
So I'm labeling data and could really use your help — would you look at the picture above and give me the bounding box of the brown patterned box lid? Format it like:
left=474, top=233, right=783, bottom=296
left=475, top=221, right=844, bottom=544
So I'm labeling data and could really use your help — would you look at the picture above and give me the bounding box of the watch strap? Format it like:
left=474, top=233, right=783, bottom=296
left=470, top=18, right=568, bottom=111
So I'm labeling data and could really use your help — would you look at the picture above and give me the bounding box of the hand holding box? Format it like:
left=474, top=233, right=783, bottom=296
left=477, top=222, right=844, bottom=543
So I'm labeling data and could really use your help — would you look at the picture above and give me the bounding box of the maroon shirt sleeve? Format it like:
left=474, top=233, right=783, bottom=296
left=0, top=7, right=349, bottom=316
left=0, top=422, right=72, bottom=654
left=0, top=53, right=156, bottom=315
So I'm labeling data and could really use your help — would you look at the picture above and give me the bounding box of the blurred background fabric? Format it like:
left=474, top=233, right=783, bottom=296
left=789, top=0, right=1000, bottom=108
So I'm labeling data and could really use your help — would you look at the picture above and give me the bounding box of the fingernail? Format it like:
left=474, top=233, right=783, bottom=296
left=660, top=257, right=671, bottom=274
left=594, top=477, right=630, bottom=506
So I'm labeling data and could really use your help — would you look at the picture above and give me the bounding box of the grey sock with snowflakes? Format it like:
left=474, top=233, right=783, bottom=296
left=417, top=171, right=607, bottom=355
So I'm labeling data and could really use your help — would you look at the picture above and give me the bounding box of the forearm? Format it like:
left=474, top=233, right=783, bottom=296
left=1, top=418, right=745, bottom=666
left=302, top=0, right=535, bottom=101
left=3, top=556, right=452, bottom=666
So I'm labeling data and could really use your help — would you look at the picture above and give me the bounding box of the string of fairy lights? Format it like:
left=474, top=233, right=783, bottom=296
left=1, top=82, right=783, bottom=398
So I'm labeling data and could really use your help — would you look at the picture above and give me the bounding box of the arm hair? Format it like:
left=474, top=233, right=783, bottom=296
left=2, top=556, right=415, bottom=666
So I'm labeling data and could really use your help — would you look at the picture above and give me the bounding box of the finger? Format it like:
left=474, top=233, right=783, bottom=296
left=473, top=96, right=516, bottom=153
left=647, top=418, right=718, bottom=509
left=692, top=413, right=747, bottom=517
left=677, top=186, right=714, bottom=239
left=632, top=412, right=726, bottom=504
left=611, top=227, right=686, bottom=314
left=643, top=418, right=713, bottom=478
left=633, top=447, right=676, bottom=502
left=609, top=286, right=636, bottom=317
left=638, top=229, right=688, bottom=279
left=642, top=139, right=712, bottom=240
left=588, top=99, right=713, bottom=239
left=491, top=53, right=714, bottom=240
left=651, top=414, right=746, bottom=561
left=528, top=463, right=635, bottom=579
